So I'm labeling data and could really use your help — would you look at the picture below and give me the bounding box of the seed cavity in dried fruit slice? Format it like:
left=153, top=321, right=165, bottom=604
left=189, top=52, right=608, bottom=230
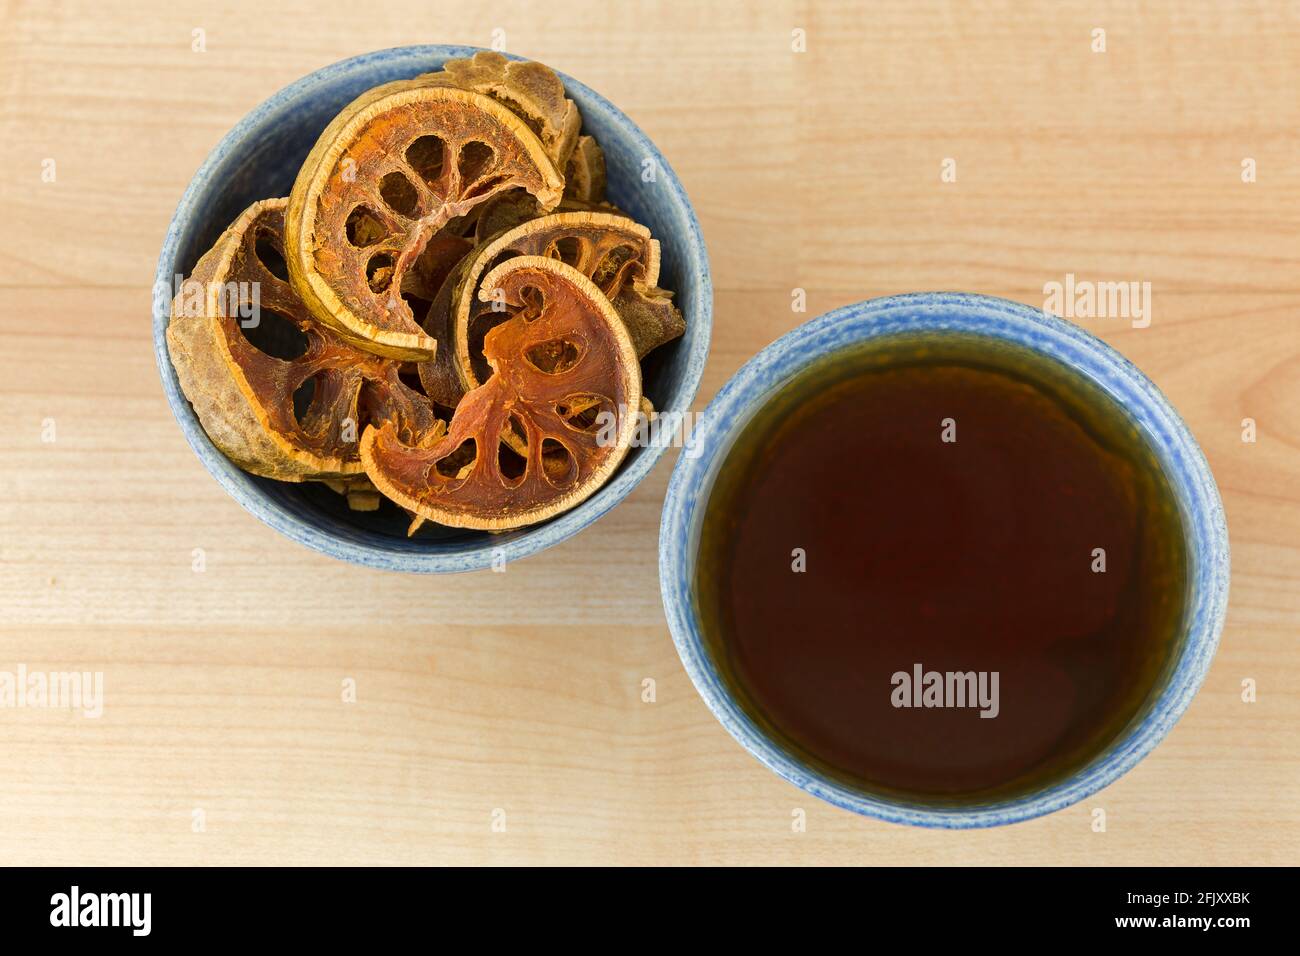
left=284, top=82, right=564, bottom=360
left=422, top=211, right=683, bottom=406
left=362, top=256, right=641, bottom=531
left=420, top=52, right=581, bottom=168
left=166, top=199, right=445, bottom=481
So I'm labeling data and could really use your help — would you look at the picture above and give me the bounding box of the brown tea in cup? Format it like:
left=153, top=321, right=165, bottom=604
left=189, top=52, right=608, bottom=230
left=695, top=333, right=1188, bottom=804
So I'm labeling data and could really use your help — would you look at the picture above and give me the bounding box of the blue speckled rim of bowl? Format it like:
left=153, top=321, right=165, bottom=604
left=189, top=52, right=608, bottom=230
left=660, top=292, right=1230, bottom=828
left=153, top=45, right=711, bottom=573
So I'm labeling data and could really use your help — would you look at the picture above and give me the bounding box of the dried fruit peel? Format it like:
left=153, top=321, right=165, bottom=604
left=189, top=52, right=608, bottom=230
left=285, top=82, right=564, bottom=360
left=167, top=199, right=443, bottom=482
left=362, top=256, right=641, bottom=531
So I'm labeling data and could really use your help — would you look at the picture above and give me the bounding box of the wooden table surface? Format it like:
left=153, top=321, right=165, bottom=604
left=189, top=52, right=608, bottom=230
left=1, top=0, right=1296, bottom=866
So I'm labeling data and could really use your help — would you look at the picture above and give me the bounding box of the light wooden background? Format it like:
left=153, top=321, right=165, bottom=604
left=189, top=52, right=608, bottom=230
left=1, top=0, right=1296, bottom=866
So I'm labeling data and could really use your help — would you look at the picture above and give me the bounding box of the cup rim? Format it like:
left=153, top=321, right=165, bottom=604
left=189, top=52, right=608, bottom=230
left=659, top=291, right=1230, bottom=828
left=153, top=44, right=712, bottom=573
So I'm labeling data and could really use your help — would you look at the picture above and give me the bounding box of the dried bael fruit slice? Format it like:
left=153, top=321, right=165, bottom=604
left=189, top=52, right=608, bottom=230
left=465, top=188, right=545, bottom=244
left=422, top=211, right=683, bottom=405
left=284, top=82, right=564, bottom=360
left=362, top=256, right=641, bottom=531
left=401, top=232, right=475, bottom=313
left=420, top=52, right=581, bottom=168
left=415, top=257, right=476, bottom=407
left=167, top=199, right=444, bottom=481
left=563, top=135, right=606, bottom=203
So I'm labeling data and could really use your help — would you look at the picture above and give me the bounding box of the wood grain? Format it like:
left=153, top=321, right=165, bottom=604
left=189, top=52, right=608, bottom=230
left=0, top=0, right=1296, bottom=865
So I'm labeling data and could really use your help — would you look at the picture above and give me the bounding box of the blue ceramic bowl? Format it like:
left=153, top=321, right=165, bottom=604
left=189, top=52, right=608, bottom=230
left=154, top=45, right=711, bottom=572
left=660, top=292, right=1229, bottom=828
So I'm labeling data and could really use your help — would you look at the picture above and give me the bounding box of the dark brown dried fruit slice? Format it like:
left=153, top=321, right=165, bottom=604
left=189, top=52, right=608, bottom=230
left=421, top=211, right=683, bottom=406
left=420, top=52, right=581, bottom=168
left=455, top=189, right=629, bottom=251
left=167, top=199, right=444, bottom=481
left=413, top=253, right=476, bottom=408
left=468, top=188, right=545, bottom=243
left=284, top=82, right=564, bottom=360
left=402, top=232, right=475, bottom=304
left=362, top=256, right=641, bottom=531
left=563, top=135, right=606, bottom=203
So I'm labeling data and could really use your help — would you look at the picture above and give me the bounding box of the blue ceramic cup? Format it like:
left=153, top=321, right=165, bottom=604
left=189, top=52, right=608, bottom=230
left=660, top=292, right=1229, bottom=827
left=154, top=46, right=711, bottom=573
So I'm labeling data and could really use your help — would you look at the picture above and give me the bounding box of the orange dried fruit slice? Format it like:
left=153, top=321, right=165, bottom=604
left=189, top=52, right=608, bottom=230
left=284, top=82, right=564, bottom=360
left=362, top=256, right=641, bottom=531
left=166, top=199, right=445, bottom=481
left=420, top=52, right=581, bottom=168
left=422, top=211, right=683, bottom=405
